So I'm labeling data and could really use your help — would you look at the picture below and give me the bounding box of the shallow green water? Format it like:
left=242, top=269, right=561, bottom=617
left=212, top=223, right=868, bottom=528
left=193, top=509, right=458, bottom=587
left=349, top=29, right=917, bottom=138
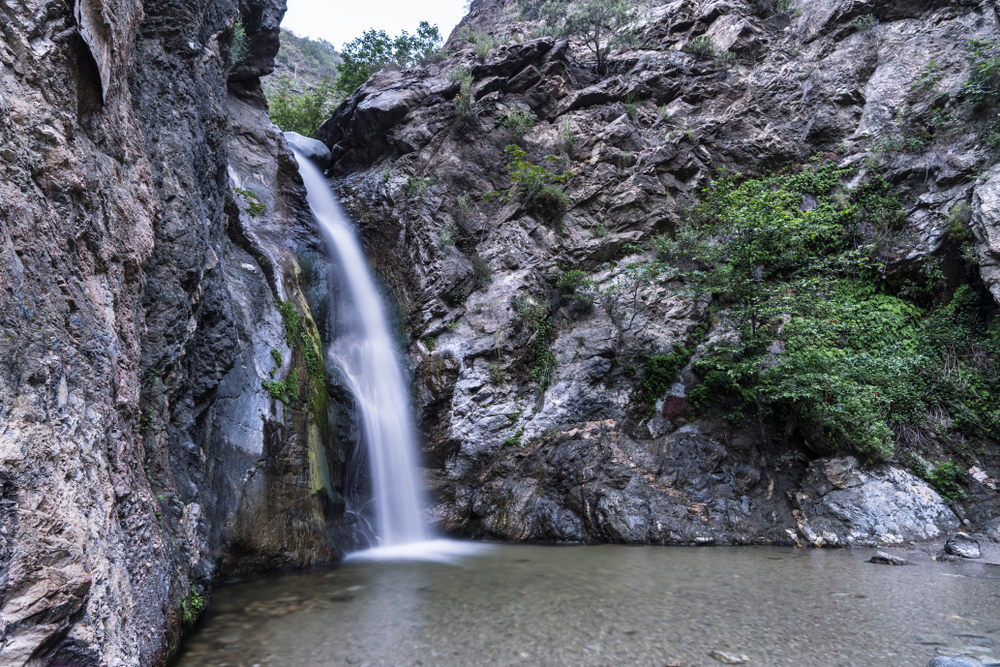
left=173, top=543, right=999, bottom=667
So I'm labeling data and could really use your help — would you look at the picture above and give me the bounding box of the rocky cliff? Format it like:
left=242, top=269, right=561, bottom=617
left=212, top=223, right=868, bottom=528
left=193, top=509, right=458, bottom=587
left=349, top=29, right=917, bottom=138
left=318, top=0, right=1000, bottom=548
left=0, top=0, right=351, bottom=664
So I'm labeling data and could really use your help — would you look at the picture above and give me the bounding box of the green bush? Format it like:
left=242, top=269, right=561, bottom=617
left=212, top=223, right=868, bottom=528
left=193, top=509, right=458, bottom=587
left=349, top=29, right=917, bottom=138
left=500, top=109, right=537, bottom=142
left=684, top=162, right=998, bottom=460
left=485, top=145, right=573, bottom=227
left=685, top=35, right=715, bottom=57
left=924, top=460, right=968, bottom=502
left=231, top=20, right=250, bottom=65
left=266, top=77, right=342, bottom=138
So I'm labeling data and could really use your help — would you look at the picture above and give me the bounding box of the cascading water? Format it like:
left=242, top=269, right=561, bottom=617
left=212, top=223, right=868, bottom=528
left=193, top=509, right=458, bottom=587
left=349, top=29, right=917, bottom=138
left=293, top=151, right=426, bottom=547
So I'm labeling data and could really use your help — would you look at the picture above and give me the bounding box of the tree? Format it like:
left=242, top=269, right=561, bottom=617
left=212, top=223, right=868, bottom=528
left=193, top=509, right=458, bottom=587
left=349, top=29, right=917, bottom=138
left=520, top=0, right=635, bottom=75
left=335, top=22, right=442, bottom=95
left=266, top=77, right=342, bottom=137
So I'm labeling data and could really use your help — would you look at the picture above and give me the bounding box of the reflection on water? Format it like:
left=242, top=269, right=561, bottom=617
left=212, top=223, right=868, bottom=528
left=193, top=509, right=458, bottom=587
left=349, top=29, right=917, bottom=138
left=173, top=545, right=999, bottom=667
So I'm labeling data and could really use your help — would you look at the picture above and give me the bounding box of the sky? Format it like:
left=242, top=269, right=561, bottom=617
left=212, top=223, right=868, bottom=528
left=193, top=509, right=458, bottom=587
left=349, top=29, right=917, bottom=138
left=281, top=0, right=470, bottom=50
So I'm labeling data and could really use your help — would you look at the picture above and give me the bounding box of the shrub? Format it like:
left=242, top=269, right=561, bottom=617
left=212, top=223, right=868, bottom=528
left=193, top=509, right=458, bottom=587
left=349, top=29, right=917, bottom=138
left=407, top=175, right=433, bottom=198
left=472, top=254, right=493, bottom=290
left=266, top=77, right=342, bottom=138
left=500, top=109, right=537, bottom=142
left=231, top=20, right=250, bottom=65
left=438, top=223, right=456, bottom=246
left=452, top=68, right=477, bottom=118
left=475, top=36, right=497, bottom=60
left=558, top=116, right=577, bottom=155
left=685, top=34, right=715, bottom=57
left=853, top=14, right=878, bottom=36
left=714, top=50, right=737, bottom=71
left=924, top=460, right=968, bottom=502
left=489, top=363, right=506, bottom=385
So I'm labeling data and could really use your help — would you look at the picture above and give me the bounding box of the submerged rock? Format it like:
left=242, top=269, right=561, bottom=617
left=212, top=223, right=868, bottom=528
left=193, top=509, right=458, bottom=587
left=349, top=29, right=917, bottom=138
left=868, top=551, right=911, bottom=566
left=710, top=650, right=751, bottom=664
left=945, top=533, right=982, bottom=559
left=926, top=658, right=988, bottom=667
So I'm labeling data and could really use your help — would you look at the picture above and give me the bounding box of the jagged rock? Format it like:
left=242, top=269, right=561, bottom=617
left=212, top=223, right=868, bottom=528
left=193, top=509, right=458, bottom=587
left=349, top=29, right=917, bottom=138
left=284, top=131, right=334, bottom=169
left=868, top=551, right=911, bottom=566
left=0, top=0, right=349, bottom=663
left=945, top=532, right=982, bottom=559
left=972, top=165, right=1000, bottom=304
left=792, top=457, right=960, bottom=546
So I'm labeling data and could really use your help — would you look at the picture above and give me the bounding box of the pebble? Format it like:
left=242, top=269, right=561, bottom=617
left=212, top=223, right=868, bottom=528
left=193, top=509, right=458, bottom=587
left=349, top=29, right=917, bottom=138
left=869, top=551, right=911, bottom=565
left=710, top=650, right=750, bottom=664
left=946, top=533, right=982, bottom=559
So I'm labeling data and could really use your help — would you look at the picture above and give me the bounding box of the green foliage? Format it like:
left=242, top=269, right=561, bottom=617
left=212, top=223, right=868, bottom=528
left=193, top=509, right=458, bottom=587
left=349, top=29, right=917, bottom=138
left=500, top=109, right=537, bottom=142
left=262, top=368, right=299, bottom=404
left=671, top=160, right=1000, bottom=462
left=558, top=116, right=577, bottom=156
left=472, top=254, right=493, bottom=291
left=623, top=91, right=640, bottom=118
left=139, top=407, right=156, bottom=431
left=451, top=67, right=477, bottom=118
left=270, top=348, right=283, bottom=368
left=518, top=0, right=634, bottom=75
left=231, top=20, right=250, bottom=65
left=182, top=587, right=205, bottom=625
left=490, top=363, right=506, bottom=385
left=265, top=76, right=342, bottom=138
left=407, top=175, right=434, bottom=198
left=714, top=50, right=738, bottom=71
left=456, top=194, right=471, bottom=218
left=946, top=200, right=973, bottom=243
left=503, top=427, right=525, bottom=448
left=438, top=223, right=457, bottom=246
left=512, top=296, right=557, bottom=392
left=233, top=188, right=266, bottom=218
left=853, top=14, right=878, bottom=36
left=475, top=36, right=497, bottom=60
left=961, top=39, right=1000, bottom=109
left=277, top=300, right=324, bottom=380
left=685, top=35, right=715, bottom=57
left=336, top=21, right=442, bottom=95
left=923, top=460, right=968, bottom=502
left=748, top=0, right=794, bottom=16
left=641, top=347, right=690, bottom=405
left=911, top=60, right=944, bottom=92
left=486, top=145, right=573, bottom=226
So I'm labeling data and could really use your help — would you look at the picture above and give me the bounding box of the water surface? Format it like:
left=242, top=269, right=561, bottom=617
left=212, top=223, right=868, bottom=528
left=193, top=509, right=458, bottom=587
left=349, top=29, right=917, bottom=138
left=173, top=544, right=999, bottom=667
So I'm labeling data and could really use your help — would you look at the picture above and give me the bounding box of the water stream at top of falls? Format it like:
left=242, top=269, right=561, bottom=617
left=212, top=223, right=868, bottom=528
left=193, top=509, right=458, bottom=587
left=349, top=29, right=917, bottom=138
left=293, top=151, right=426, bottom=548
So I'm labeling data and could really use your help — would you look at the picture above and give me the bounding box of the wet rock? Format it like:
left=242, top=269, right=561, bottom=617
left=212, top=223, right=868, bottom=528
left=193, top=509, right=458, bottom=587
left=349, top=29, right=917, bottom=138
left=868, top=551, right=911, bottom=566
left=710, top=650, right=750, bottom=664
left=945, top=533, right=982, bottom=559
left=285, top=131, right=333, bottom=170
left=926, top=658, right=987, bottom=667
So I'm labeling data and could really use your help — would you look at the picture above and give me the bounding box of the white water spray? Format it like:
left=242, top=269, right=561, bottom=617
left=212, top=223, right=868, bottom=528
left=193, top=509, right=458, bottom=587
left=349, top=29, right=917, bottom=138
left=293, top=151, right=426, bottom=547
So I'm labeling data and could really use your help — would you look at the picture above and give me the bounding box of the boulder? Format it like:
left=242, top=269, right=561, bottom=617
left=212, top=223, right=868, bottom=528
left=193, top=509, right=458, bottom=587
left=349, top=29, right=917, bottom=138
left=792, top=457, right=960, bottom=546
left=945, top=532, right=982, bottom=559
left=284, top=131, right=333, bottom=170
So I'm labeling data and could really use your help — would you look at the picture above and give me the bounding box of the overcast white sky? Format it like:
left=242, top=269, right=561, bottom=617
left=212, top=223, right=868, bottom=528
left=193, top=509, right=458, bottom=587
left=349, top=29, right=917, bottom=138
left=281, top=0, right=470, bottom=50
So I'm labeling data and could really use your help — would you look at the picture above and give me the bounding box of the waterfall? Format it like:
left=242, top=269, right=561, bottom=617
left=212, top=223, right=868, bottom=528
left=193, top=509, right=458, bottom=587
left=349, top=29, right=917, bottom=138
left=293, top=151, right=426, bottom=547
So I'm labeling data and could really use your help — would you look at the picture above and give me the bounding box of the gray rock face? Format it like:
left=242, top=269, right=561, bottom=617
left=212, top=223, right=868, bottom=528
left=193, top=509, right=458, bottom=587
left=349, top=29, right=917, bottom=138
left=285, top=131, right=334, bottom=170
left=972, top=165, right=1000, bottom=303
left=792, top=457, right=959, bottom=546
left=945, top=532, right=982, bottom=559
left=0, top=0, right=350, bottom=664
left=319, top=0, right=1000, bottom=547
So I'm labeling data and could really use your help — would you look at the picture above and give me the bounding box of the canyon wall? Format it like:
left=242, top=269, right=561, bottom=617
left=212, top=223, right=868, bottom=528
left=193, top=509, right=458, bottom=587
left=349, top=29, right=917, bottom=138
left=0, top=0, right=350, bottom=664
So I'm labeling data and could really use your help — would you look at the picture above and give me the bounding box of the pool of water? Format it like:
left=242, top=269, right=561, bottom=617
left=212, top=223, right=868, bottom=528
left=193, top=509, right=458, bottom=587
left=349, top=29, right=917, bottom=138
left=172, top=543, right=1000, bottom=667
